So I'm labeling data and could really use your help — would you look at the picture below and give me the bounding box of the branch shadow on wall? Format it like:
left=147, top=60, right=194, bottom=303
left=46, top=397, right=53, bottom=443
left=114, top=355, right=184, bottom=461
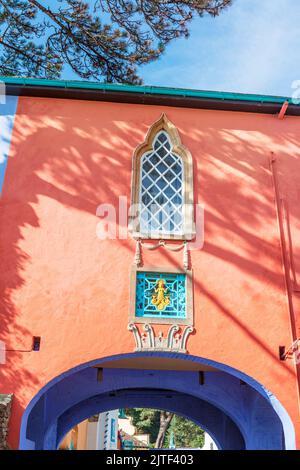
left=1, top=101, right=300, bottom=444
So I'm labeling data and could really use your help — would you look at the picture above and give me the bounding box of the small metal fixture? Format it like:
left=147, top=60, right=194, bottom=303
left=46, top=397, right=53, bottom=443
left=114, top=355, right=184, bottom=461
left=32, top=336, right=41, bottom=351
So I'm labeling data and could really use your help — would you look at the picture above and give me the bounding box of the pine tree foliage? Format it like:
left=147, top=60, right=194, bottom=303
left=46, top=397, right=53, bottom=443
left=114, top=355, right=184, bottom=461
left=126, top=408, right=161, bottom=444
left=126, top=408, right=205, bottom=448
left=0, top=0, right=232, bottom=83
left=164, top=414, right=205, bottom=448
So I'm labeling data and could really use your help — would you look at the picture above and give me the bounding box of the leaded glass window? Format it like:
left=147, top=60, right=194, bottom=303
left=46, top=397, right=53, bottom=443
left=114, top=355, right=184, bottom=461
left=140, top=131, right=184, bottom=236
left=135, top=271, right=186, bottom=319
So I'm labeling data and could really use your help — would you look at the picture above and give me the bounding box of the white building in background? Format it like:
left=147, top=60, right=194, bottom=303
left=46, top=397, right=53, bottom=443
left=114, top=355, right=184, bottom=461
left=96, top=409, right=119, bottom=450
left=118, top=414, right=150, bottom=449
left=59, top=409, right=149, bottom=450
left=201, top=432, right=218, bottom=450
left=60, top=410, right=119, bottom=450
left=60, top=411, right=215, bottom=450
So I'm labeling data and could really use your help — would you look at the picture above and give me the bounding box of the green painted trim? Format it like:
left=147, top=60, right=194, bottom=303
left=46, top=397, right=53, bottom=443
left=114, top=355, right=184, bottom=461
left=0, top=76, right=296, bottom=106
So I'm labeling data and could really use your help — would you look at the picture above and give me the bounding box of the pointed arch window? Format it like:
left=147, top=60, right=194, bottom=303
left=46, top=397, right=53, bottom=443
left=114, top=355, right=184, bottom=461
left=140, top=131, right=183, bottom=235
left=130, top=114, right=194, bottom=240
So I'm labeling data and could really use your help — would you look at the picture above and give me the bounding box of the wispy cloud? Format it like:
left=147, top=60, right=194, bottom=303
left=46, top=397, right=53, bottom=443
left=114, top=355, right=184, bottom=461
left=140, top=0, right=300, bottom=96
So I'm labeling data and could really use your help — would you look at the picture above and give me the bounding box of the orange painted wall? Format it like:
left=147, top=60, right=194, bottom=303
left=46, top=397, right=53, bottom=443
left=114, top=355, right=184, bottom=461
left=0, top=96, right=300, bottom=448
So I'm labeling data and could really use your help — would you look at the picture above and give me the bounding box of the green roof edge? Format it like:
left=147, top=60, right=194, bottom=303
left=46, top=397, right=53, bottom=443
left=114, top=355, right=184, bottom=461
left=0, top=76, right=296, bottom=106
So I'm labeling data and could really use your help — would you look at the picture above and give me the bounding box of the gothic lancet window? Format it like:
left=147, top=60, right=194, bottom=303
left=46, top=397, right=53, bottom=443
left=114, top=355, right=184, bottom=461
left=140, top=131, right=183, bottom=235
left=130, top=114, right=194, bottom=240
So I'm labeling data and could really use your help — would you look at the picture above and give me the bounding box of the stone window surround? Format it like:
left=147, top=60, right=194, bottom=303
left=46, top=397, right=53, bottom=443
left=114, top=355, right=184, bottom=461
left=129, top=265, right=194, bottom=326
left=129, top=113, right=195, bottom=241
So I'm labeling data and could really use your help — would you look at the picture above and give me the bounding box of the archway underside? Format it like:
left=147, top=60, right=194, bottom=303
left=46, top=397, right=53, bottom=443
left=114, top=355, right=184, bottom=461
left=20, top=353, right=293, bottom=450
left=55, top=388, right=244, bottom=450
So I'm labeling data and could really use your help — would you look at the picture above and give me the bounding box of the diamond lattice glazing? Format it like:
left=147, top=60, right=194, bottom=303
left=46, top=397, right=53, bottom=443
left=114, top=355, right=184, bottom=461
left=140, top=131, right=183, bottom=235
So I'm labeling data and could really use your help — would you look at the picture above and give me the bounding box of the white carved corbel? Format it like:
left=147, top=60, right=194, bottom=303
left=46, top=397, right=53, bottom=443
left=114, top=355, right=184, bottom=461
left=128, top=322, right=194, bottom=353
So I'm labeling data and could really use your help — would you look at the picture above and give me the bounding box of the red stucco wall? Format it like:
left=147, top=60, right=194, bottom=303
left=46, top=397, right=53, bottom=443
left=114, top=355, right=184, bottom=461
left=0, top=96, right=300, bottom=448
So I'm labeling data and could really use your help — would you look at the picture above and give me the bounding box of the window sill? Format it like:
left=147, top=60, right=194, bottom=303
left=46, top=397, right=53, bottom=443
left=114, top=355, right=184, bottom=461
left=130, top=230, right=196, bottom=242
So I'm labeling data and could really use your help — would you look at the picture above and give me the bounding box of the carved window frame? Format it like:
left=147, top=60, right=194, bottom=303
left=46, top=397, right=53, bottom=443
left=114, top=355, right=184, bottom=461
left=129, top=113, right=195, bottom=240
left=129, top=265, right=194, bottom=326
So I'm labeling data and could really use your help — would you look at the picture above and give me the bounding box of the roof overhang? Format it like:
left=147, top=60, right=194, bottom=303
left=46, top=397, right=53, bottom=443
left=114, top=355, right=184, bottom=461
left=2, top=77, right=300, bottom=116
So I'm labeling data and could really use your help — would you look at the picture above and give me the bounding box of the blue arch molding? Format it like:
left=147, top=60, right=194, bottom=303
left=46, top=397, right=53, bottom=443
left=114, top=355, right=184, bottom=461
left=19, top=352, right=296, bottom=450
left=54, top=390, right=245, bottom=450
left=0, top=95, right=18, bottom=195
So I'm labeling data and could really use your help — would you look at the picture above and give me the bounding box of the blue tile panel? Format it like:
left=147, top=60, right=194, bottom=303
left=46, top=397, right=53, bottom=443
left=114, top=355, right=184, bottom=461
left=135, top=271, right=186, bottom=319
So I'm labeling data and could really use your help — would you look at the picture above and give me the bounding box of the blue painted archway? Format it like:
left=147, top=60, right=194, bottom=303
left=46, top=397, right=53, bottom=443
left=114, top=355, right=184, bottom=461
left=19, top=353, right=296, bottom=450
left=54, top=389, right=244, bottom=450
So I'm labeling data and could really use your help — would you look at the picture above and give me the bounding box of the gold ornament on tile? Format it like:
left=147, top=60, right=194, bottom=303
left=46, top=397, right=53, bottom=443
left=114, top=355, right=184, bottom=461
left=151, top=279, right=170, bottom=311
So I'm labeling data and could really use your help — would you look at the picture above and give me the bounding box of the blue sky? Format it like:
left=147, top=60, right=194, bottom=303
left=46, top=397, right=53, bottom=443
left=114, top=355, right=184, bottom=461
left=137, top=0, right=300, bottom=97
left=61, top=1, right=300, bottom=96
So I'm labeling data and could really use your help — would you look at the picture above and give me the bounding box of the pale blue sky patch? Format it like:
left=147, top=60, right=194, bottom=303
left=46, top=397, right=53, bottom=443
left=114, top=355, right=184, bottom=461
left=137, top=0, right=300, bottom=97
